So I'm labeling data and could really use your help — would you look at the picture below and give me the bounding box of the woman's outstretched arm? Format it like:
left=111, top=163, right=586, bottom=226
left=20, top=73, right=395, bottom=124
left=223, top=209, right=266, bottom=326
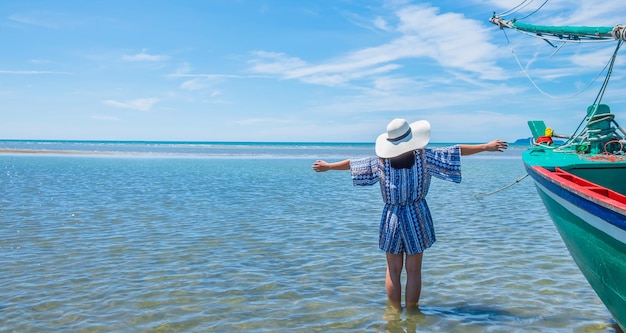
left=312, top=159, right=351, bottom=172
left=459, top=139, right=508, bottom=156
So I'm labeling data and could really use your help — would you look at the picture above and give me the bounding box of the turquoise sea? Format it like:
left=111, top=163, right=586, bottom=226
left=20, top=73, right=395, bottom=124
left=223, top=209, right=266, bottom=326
left=0, top=140, right=620, bottom=332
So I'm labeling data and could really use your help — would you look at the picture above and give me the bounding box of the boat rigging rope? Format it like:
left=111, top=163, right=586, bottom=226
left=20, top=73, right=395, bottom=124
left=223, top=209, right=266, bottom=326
left=589, top=41, right=622, bottom=108
left=565, top=40, right=623, bottom=145
left=612, top=25, right=626, bottom=41
left=514, top=30, right=620, bottom=44
left=497, top=0, right=534, bottom=18
left=474, top=174, right=529, bottom=198
left=516, top=0, right=549, bottom=21
left=501, top=29, right=607, bottom=99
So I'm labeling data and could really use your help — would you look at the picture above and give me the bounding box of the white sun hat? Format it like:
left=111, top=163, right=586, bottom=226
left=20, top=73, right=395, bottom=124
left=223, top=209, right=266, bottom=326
left=375, top=118, right=431, bottom=158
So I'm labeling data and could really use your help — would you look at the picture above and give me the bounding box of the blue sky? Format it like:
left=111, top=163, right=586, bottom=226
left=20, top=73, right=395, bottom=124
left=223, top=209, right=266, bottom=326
left=2, top=0, right=626, bottom=142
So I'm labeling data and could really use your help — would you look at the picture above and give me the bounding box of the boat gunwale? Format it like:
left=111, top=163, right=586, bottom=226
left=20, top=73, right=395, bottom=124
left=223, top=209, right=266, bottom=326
left=525, top=165, right=626, bottom=231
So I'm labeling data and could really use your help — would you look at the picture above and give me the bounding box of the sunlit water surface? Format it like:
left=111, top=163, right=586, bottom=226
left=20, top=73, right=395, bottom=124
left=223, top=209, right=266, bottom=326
left=0, top=141, right=620, bottom=332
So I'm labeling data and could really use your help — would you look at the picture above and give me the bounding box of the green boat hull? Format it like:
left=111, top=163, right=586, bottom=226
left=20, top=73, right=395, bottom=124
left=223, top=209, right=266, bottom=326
left=524, top=148, right=626, bottom=330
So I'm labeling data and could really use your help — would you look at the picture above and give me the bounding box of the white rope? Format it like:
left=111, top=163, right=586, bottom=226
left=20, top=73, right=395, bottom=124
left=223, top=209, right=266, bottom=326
left=474, top=174, right=530, bottom=198
left=502, top=29, right=611, bottom=99
left=612, top=25, right=626, bottom=41
left=498, top=0, right=535, bottom=18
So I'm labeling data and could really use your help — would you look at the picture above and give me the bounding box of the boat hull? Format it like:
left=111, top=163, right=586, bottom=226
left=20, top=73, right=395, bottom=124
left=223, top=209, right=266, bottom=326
left=524, top=161, right=626, bottom=330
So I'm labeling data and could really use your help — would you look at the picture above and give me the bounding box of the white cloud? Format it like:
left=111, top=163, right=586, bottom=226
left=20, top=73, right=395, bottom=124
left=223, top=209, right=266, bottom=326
left=569, top=47, right=621, bottom=68
left=236, top=118, right=294, bottom=125
left=248, top=51, right=308, bottom=74
left=546, top=1, right=626, bottom=26
left=90, top=115, right=120, bottom=121
left=248, top=3, right=507, bottom=88
left=9, top=12, right=61, bottom=29
left=173, top=62, right=192, bottom=76
left=30, top=59, right=52, bottom=64
left=394, top=5, right=505, bottom=79
left=373, top=17, right=391, bottom=31
left=103, top=98, right=160, bottom=111
left=0, top=70, right=71, bottom=75
left=123, top=49, right=169, bottom=62
left=300, top=64, right=402, bottom=86
left=170, top=73, right=248, bottom=79
left=180, top=78, right=209, bottom=91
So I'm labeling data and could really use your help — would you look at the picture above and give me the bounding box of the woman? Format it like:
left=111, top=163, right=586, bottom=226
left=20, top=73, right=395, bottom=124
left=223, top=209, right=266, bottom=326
left=311, top=118, right=507, bottom=309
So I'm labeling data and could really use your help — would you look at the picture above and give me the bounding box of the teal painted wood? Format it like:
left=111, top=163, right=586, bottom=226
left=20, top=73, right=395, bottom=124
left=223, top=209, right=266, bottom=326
left=526, top=164, right=626, bottom=331
left=512, top=22, right=614, bottom=37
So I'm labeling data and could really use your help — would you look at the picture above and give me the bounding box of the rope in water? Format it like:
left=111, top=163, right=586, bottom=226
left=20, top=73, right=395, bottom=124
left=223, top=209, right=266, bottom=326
left=474, top=174, right=530, bottom=198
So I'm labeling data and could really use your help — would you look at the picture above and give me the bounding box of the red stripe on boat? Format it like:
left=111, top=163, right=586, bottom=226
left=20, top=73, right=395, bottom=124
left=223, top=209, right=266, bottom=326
left=532, top=166, right=626, bottom=210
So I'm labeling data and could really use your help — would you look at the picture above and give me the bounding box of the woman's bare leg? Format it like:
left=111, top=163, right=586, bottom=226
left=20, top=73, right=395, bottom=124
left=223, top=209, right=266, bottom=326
left=385, top=252, right=404, bottom=309
left=404, top=252, right=424, bottom=308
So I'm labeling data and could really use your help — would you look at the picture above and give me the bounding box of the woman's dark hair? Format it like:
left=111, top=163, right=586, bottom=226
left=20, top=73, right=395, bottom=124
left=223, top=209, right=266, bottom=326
left=389, top=150, right=415, bottom=169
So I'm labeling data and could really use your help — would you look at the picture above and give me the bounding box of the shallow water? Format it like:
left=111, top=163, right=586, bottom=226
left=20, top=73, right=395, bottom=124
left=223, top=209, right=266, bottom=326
left=0, top=142, right=620, bottom=332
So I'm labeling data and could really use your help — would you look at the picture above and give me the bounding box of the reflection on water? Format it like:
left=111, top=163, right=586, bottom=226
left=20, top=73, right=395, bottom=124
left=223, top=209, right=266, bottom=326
left=381, top=303, right=622, bottom=333
left=382, top=304, right=523, bottom=333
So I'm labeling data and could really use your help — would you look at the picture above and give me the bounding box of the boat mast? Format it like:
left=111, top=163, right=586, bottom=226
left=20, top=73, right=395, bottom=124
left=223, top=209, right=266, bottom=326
left=490, top=16, right=626, bottom=41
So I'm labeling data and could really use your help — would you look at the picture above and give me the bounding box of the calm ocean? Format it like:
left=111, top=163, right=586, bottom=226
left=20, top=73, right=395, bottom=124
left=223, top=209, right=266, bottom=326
left=0, top=141, right=619, bottom=332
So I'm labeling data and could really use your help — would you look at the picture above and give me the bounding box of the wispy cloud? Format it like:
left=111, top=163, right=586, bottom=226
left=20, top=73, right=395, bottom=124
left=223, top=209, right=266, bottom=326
left=103, top=98, right=160, bottom=111
left=248, top=3, right=506, bottom=89
left=0, top=70, right=72, bottom=75
left=373, top=17, right=391, bottom=31
left=547, top=1, right=626, bottom=26
left=168, top=72, right=267, bottom=93
left=315, top=81, right=524, bottom=116
left=172, top=62, right=192, bottom=76
left=166, top=61, right=265, bottom=80
left=123, top=49, right=169, bottom=62
left=169, top=73, right=251, bottom=79
left=9, top=12, right=65, bottom=29
left=30, top=59, right=53, bottom=65
left=180, top=78, right=209, bottom=91
left=485, top=0, right=626, bottom=24
left=236, top=118, right=295, bottom=125
left=90, top=115, right=120, bottom=121
left=395, top=5, right=504, bottom=78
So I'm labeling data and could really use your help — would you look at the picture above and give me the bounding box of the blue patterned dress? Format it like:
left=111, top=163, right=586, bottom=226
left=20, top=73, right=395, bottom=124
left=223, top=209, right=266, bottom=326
left=350, top=146, right=461, bottom=254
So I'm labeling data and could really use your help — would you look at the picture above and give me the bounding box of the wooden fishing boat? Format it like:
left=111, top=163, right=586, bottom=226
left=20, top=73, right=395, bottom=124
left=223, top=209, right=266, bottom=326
left=490, top=15, right=626, bottom=331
